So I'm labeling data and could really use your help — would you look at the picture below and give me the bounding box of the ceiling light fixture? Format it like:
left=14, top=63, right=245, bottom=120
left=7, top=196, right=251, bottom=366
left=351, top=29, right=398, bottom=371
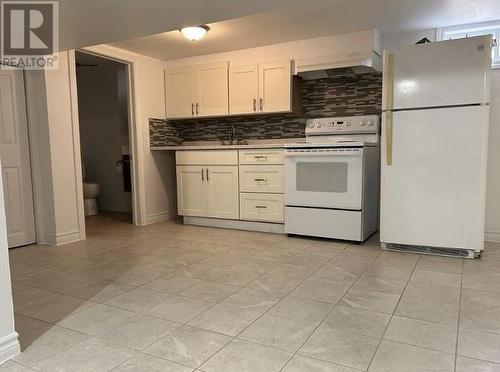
left=180, top=25, right=209, bottom=41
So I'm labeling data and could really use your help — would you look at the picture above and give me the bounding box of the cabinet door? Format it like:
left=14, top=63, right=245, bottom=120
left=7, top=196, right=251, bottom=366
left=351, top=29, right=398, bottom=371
left=176, top=166, right=206, bottom=216
left=195, top=62, right=229, bottom=117
left=229, top=64, right=258, bottom=115
left=206, top=166, right=239, bottom=219
left=259, top=60, right=291, bottom=113
left=166, top=66, right=196, bottom=119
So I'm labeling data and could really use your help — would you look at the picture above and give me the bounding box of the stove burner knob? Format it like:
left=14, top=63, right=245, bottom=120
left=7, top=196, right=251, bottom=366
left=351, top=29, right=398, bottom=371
left=308, top=122, right=315, bottom=128
left=317, top=123, right=323, bottom=128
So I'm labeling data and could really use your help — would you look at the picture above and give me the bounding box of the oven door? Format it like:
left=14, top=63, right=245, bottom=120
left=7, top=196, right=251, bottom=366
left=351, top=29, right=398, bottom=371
left=285, top=147, right=363, bottom=210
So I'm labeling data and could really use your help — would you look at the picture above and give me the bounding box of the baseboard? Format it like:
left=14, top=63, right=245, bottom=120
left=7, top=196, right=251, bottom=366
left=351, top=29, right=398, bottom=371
left=0, top=332, right=20, bottom=365
left=184, top=216, right=285, bottom=234
left=485, top=231, right=500, bottom=243
left=45, top=229, right=83, bottom=246
left=142, top=210, right=177, bottom=225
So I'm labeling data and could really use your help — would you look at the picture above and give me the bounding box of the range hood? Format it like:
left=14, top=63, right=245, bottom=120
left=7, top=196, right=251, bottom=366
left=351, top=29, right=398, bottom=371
left=295, top=50, right=381, bottom=80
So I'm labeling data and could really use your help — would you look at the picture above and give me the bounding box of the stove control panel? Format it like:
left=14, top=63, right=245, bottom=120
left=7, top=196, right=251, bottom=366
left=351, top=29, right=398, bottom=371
left=305, top=115, right=379, bottom=136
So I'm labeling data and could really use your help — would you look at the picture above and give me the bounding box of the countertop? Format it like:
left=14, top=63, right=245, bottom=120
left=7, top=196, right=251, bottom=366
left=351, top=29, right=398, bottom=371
left=150, top=139, right=303, bottom=151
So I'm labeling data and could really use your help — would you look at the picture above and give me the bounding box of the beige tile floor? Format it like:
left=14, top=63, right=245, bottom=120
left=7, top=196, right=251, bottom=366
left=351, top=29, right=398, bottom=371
left=3, top=213, right=500, bottom=372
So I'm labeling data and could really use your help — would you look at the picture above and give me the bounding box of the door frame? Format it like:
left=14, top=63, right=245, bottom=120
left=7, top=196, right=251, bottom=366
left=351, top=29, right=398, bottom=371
left=68, top=48, right=143, bottom=226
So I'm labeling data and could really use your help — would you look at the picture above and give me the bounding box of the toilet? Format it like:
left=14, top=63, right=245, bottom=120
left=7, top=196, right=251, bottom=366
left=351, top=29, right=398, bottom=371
left=81, top=161, right=102, bottom=216
left=83, top=182, right=101, bottom=216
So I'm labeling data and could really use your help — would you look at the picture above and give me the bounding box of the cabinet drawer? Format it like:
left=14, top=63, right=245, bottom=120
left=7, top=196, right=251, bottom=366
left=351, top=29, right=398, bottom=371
left=176, top=150, right=238, bottom=165
left=240, top=193, right=284, bottom=223
left=239, top=149, right=284, bottom=165
left=239, top=165, right=283, bottom=193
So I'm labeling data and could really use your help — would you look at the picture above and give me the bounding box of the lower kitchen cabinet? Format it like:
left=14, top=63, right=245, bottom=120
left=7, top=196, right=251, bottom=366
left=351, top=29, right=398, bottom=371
left=176, top=166, right=206, bottom=216
left=240, top=193, right=284, bottom=223
left=205, top=166, right=239, bottom=219
left=176, top=165, right=239, bottom=219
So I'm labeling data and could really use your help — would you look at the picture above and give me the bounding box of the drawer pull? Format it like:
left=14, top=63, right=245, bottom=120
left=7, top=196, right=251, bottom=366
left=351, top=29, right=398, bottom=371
left=254, top=178, right=268, bottom=182
left=255, top=205, right=268, bottom=209
left=254, top=155, right=268, bottom=159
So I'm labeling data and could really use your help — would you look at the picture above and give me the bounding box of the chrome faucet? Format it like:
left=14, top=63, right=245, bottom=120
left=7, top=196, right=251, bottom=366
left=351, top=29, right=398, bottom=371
left=228, top=123, right=236, bottom=144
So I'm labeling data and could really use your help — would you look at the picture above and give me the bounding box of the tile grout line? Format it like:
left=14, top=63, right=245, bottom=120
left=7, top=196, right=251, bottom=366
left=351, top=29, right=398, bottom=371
left=279, top=246, right=383, bottom=372
left=197, top=243, right=351, bottom=372
left=364, top=253, right=421, bottom=372
left=453, top=259, right=465, bottom=372
left=104, top=238, right=294, bottom=371
left=10, top=238, right=252, bottom=370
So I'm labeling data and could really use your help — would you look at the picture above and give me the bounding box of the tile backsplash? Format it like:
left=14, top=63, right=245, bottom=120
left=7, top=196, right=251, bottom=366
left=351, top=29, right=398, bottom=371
left=150, top=72, right=382, bottom=147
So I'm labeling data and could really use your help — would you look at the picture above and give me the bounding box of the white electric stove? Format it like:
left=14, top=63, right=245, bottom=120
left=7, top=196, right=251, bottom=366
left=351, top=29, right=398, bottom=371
left=284, top=115, right=380, bottom=242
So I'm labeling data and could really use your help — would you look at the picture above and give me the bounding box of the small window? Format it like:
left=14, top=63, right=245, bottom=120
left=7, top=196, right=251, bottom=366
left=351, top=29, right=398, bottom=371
left=438, top=21, right=500, bottom=68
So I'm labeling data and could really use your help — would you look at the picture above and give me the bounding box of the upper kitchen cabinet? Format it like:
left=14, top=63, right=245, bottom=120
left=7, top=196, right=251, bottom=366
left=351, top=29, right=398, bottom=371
left=165, top=65, right=196, bottom=119
left=196, top=61, right=229, bottom=117
left=229, top=64, right=259, bottom=115
left=259, top=61, right=291, bottom=113
left=166, top=61, right=229, bottom=119
left=229, top=60, right=300, bottom=115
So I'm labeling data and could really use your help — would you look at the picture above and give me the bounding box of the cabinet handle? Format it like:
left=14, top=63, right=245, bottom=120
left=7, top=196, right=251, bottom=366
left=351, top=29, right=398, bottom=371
left=255, top=205, right=267, bottom=209
left=192, top=103, right=195, bottom=116
left=259, top=98, right=263, bottom=112
left=254, top=155, right=268, bottom=160
left=195, top=102, right=199, bottom=116
left=253, top=98, right=256, bottom=112
left=254, top=178, right=268, bottom=182
left=206, top=168, right=209, bottom=181
left=201, top=169, right=204, bottom=181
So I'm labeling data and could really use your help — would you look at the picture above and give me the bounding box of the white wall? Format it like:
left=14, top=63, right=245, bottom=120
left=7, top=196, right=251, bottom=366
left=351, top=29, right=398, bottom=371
left=77, top=57, right=132, bottom=213
left=164, top=29, right=380, bottom=67
left=0, top=162, right=20, bottom=363
left=84, top=45, right=177, bottom=225
left=381, top=29, right=500, bottom=242
left=24, top=52, right=86, bottom=245
left=45, top=53, right=86, bottom=243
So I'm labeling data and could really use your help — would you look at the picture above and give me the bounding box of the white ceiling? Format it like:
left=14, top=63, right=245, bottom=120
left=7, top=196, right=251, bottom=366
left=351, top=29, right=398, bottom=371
left=59, top=0, right=305, bottom=50
left=108, top=0, right=500, bottom=61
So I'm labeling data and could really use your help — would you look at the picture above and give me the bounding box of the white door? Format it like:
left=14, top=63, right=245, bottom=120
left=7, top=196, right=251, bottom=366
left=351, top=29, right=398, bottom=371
left=259, top=61, right=291, bottom=113
left=176, top=166, right=206, bottom=216
left=284, top=148, right=363, bottom=209
left=166, top=66, right=196, bottom=119
left=229, top=64, right=258, bottom=115
left=206, top=166, right=239, bottom=219
left=0, top=70, right=36, bottom=248
left=195, top=62, right=228, bottom=117
left=385, top=35, right=491, bottom=111
left=380, top=106, right=489, bottom=250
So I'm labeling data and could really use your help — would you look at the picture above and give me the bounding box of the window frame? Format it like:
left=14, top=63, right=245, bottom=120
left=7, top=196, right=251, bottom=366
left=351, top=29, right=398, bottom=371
left=437, top=21, right=500, bottom=68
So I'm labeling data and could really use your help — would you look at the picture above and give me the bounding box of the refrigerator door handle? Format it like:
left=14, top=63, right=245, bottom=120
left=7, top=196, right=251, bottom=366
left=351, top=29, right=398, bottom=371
left=385, top=111, right=393, bottom=166
left=382, top=52, right=394, bottom=111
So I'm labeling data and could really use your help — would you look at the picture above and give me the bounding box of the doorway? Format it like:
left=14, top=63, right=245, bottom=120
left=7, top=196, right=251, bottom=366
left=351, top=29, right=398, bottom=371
left=75, top=51, right=133, bottom=227
left=0, top=68, right=36, bottom=248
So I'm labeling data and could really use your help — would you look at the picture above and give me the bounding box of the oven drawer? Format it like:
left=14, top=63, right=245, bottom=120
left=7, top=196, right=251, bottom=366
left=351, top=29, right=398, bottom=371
left=239, top=149, right=284, bottom=165
left=240, top=193, right=284, bottom=223
left=239, top=165, right=284, bottom=193
left=285, top=206, right=362, bottom=241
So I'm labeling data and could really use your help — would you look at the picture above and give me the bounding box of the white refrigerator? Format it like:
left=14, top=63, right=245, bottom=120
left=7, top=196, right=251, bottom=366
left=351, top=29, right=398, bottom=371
left=380, top=35, right=492, bottom=258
